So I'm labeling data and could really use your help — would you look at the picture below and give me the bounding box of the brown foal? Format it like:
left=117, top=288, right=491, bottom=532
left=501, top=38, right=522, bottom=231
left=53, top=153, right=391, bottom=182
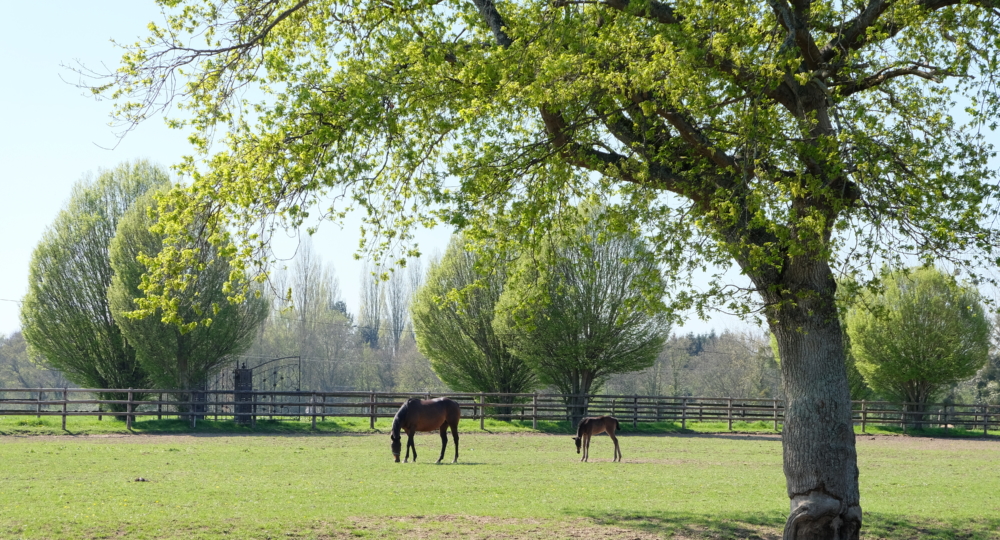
left=572, top=415, right=621, bottom=462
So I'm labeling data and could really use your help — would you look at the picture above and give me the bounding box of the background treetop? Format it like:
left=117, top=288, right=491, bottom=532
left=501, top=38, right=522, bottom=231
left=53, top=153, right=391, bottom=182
left=90, top=0, right=1000, bottom=327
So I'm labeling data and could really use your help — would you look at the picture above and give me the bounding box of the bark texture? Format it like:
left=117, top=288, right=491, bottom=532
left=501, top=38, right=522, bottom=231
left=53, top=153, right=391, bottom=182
left=758, top=258, right=861, bottom=540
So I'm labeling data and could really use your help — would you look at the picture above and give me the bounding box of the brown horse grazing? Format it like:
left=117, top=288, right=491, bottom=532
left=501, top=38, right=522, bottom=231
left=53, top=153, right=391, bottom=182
left=390, top=397, right=461, bottom=463
left=572, top=415, right=621, bottom=462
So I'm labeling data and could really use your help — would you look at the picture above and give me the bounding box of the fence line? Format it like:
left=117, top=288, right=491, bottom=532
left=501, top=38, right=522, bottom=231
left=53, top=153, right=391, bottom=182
left=1, top=388, right=997, bottom=434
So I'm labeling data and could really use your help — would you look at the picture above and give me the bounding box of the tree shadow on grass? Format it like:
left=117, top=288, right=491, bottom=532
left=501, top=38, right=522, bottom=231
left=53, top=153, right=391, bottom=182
left=574, top=511, right=1000, bottom=540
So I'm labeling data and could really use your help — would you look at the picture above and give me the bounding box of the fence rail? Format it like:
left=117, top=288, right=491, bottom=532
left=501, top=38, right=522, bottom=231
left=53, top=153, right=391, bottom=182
left=1, top=388, right=998, bottom=434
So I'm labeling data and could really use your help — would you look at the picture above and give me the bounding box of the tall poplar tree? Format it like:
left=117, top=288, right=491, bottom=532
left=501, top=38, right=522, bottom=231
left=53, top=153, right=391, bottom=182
left=412, top=234, right=537, bottom=414
left=93, top=1, right=1000, bottom=536
left=21, top=160, right=169, bottom=410
left=845, top=267, right=991, bottom=426
left=494, top=205, right=669, bottom=425
left=108, top=190, right=269, bottom=392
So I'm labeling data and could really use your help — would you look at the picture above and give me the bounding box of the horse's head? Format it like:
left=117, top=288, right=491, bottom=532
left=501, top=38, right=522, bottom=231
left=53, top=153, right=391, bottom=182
left=572, top=436, right=581, bottom=453
left=390, top=432, right=402, bottom=462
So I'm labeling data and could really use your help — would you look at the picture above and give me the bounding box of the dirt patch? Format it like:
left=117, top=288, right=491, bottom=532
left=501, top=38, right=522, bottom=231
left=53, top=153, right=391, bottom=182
left=342, top=515, right=669, bottom=539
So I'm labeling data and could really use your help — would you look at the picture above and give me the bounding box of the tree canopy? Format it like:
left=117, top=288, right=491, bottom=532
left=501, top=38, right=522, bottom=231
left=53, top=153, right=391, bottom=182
left=412, top=234, right=538, bottom=407
left=93, top=0, right=1000, bottom=536
left=108, top=189, right=269, bottom=391
left=495, top=206, right=670, bottom=423
left=845, top=266, right=991, bottom=417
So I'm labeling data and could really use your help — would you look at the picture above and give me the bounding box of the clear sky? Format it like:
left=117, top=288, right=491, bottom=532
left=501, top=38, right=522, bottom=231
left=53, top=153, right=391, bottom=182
left=0, top=2, right=445, bottom=335
left=0, top=2, right=738, bottom=338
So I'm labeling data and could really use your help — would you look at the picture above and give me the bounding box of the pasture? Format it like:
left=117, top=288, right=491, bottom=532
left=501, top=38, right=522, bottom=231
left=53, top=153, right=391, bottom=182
left=1, top=430, right=999, bottom=539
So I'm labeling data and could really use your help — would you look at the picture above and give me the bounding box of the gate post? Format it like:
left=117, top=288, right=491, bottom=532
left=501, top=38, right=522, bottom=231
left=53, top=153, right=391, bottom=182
left=369, top=392, right=376, bottom=429
left=233, top=365, right=254, bottom=425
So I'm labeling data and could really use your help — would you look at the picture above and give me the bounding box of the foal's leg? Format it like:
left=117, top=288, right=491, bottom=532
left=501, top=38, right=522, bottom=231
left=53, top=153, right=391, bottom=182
left=450, top=422, right=460, bottom=463
left=582, top=433, right=591, bottom=462
left=609, top=432, right=621, bottom=462
left=438, top=425, right=448, bottom=463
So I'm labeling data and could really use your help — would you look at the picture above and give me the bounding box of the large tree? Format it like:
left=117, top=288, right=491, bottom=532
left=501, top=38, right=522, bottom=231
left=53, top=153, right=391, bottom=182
left=845, top=266, right=991, bottom=426
left=21, top=160, right=169, bottom=410
left=94, top=0, right=1000, bottom=536
left=107, top=189, right=269, bottom=392
left=412, top=234, right=537, bottom=414
left=494, top=206, right=669, bottom=424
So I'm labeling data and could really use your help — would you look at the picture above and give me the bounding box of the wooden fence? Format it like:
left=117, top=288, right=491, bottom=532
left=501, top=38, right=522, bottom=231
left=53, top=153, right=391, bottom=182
left=1, top=388, right=998, bottom=434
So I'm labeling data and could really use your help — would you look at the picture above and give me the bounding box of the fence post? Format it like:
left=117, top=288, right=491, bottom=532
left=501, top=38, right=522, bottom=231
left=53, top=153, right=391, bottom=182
left=681, top=398, right=687, bottom=430
left=190, top=392, right=197, bottom=429
left=727, top=398, right=733, bottom=431
left=62, top=388, right=68, bottom=431
left=311, top=392, right=317, bottom=430
left=532, top=393, right=538, bottom=429
left=633, top=395, right=639, bottom=428
left=36, top=390, right=42, bottom=419
left=861, top=400, right=867, bottom=433
left=984, top=405, right=989, bottom=436
left=321, top=394, right=326, bottom=422
left=480, top=392, right=486, bottom=430
left=773, top=398, right=778, bottom=431
left=369, top=392, right=376, bottom=429
left=157, top=393, right=163, bottom=421
left=126, top=388, right=133, bottom=430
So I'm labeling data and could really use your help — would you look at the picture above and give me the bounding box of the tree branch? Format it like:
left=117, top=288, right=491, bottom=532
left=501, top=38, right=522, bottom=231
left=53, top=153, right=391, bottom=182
left=834, top=64, right=953, bottom=95
left=470, top=0, right=513, bottom=47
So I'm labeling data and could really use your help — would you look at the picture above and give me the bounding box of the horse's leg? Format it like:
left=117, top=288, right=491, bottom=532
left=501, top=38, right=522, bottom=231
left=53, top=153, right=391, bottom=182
left=405, top=431, right=416, bottom=463
left=609, top=432, right=621, bottom=462
left=583, top=433, right=591, bottom=462
left=450, top=421, right=459, bottom=463
left=437, top=425, right=448, bottom=464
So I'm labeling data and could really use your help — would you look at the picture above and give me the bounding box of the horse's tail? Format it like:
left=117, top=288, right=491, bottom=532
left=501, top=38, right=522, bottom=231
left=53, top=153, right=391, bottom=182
left=614, top=417, right=620, bottom=432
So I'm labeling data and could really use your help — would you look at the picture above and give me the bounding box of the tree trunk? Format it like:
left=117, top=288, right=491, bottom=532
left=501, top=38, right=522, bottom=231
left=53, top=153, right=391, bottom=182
left=763, top=259, right=861, bottom=540
left=564, top=372, right=594, bottom=427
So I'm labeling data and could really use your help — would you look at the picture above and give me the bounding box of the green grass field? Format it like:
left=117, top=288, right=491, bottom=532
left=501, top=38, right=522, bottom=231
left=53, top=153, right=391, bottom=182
left=2, top=413, right=996, bottom=438
left=1, top=421, right=999, bottom=539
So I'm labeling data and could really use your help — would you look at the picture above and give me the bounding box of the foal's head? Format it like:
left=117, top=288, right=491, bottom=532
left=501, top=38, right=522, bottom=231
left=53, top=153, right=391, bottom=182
left=572, top=436, right=582, bottom=453
left=390, top=432, right=402, bottom=462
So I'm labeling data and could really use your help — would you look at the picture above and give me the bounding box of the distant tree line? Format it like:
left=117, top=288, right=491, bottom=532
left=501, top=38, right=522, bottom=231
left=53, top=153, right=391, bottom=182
left=8, top=168, right=999, bottom=425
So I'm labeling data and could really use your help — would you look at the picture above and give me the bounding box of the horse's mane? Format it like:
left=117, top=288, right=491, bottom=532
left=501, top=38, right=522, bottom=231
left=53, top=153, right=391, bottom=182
left=576, top=418, right=588, bottom=438
left=391, top=398, right=423, bottom=433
